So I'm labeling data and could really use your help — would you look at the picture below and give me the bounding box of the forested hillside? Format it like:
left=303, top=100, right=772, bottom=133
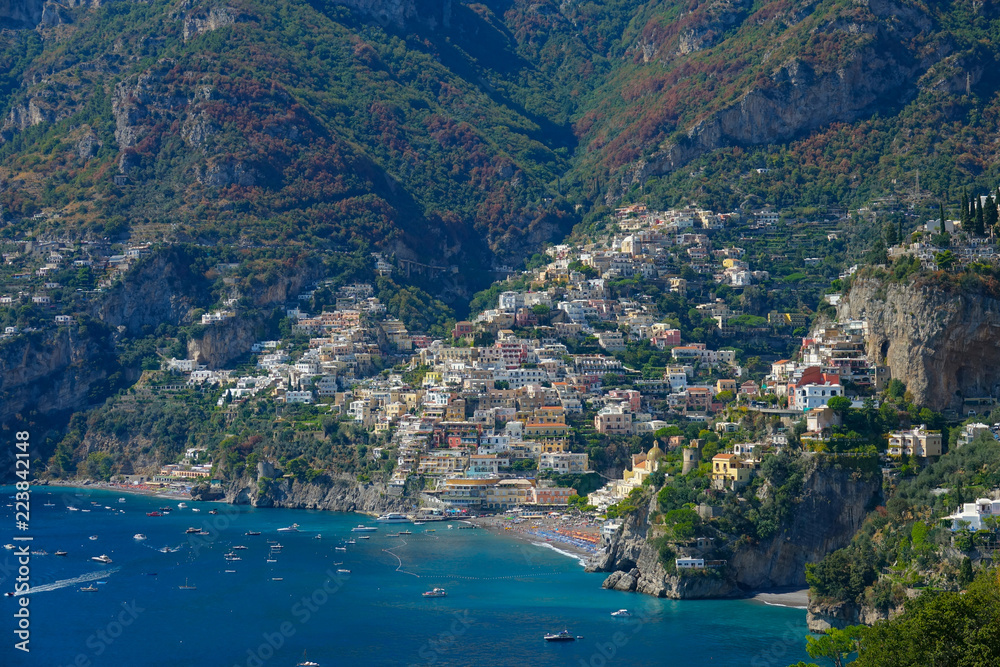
left=5, top=0, right=1000, bottom=290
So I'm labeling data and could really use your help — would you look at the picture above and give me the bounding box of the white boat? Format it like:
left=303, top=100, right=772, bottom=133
left=345, top=539, right=356, bottom=545
left=376, top=513, right=409, bottom=523
left=92, top=554, right=113, bottom=564
left=277, top=524, right=300, bottom=532
left=191, top=508, right=200, bottom=513
left=266, top=559, right=277, bottom=563
left=232, top=545, right=248, bottom=550
left=133, top=534, right=147, bottom=541
left=89, top=535, right=98, bottom=540
left=335, top=547, right=346, bottom=552
left=610, top=609, right=631, bottom=617
left=118, top=498, right=126, bottom=503
left=297, top=650, right=320, bottom=667
left=177, top=503, right=187, bottom=509
left=68, top=507, right=79, bottom=511
left=336, top=569, right=350, bottom=573
left=3, top=544, right=14, bottom=550
left=422, top=588, right=447, bottom=598
left=351, top=525, right=378, bottom=532
left=359, top=536, right=370, bottom=540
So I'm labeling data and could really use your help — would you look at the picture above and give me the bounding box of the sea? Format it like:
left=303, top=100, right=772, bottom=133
left=1, top=486, right=810, bottom=666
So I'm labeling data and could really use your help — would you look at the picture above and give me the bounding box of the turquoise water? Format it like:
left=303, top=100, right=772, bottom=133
left=1, top=487, right=810, bottom=666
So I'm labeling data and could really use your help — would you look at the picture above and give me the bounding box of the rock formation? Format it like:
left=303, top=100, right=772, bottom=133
left=589, top=456, right=881, bottom=598
left=839, top=277, right=1000, bottom=411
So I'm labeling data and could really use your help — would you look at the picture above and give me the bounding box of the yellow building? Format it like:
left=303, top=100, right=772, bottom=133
left=711, top=453, right=752, bottom=489
left=716, top=379, right=738, bottom=394
left=485, top=479, right=535, bottom=510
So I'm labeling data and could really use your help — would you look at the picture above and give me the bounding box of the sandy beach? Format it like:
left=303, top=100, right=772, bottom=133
left=753, top=588, right=810, bottom=609
left=469, top=513, right=603, bottom=564
left=41, top=479, right=193, bottom=500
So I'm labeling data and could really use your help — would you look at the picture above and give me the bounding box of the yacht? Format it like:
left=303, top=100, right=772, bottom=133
left=610, top=609, right=631, bottom=617
left=297, top=650, right=320, bottom=667
left=422, top=588, right=447, bottom=598
left=54, top=550, right=68, bottom=556
left=358, top=536, right=370, bottom=540
left=376, top=513, right=409, bottom=523
left=177, top=503, right=187, bottom=509
left=185, top=527, right=200, bottom=534
left=134, top=534, right=147, bottom=541
left=232, top=545, right=248, bottom=550
left=277, top=523, right=300, bottom=532
left=351, top=525, right=377, bottom=532
left=80, top=585, right=98, bottom=592
left=92, top=555, right=113, bottom=564
left=89, top=535, right=98, bottom=541
left=118, top=498, right=126, bottom=503
left=3, top=544, right=14, bottom=550
left=245, top=531, right=261, bottom=536
left=544, top=630, right=578, bottom=642
left=399, top=530, right=412, bottom=535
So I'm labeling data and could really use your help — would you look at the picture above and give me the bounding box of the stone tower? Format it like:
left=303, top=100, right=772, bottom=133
left=682, top=445, right=701, bottom=475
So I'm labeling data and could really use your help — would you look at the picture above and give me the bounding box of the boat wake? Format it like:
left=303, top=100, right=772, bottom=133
left=19, top=568, right=122, bottom=595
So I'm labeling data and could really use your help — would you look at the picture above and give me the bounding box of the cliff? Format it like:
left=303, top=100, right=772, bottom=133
left=589, top=456, right=881, bottom=599
left=839, top=277, right=1000, bottom=411
left=187, top=315, right=261, bottom=369
left=0, top=328, right=116, bottom=424
left=806, top=597, right=901, bottom=633
left=220, top=473, right=407, bottom=515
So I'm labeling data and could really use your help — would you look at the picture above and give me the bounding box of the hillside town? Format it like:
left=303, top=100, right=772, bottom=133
left=124, top=203, right=996, bottom=522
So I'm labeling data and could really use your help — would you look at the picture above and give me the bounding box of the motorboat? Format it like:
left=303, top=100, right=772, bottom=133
left=191, top=508, right=200, bottom=513
left=399, top=530, right=412, bottom=535
left=197, top=531, right=211, bottom=536
left=422, top=588, right=447, bottom=598
left=92, top=555, right=113, bottom=564
left=246, top=531, right=261, bottom=536
left=314, top=534, right=322, bottom=540
left=80, top=585, right=98, bottom=592
left=376, top=513, right=409, bottom=523
left=224, top=553, right=242, bottom=561
left=3, top=544, right=15, bottom=550
left=345, top=539, right=356, bottom=545
left=270, top=544, right=283, bottom=550
left=232, top=545, right=248, bottom=550
left=277, top=524, right=300, bottom=532
left=610, top=609, right=631, bottom=617
left=359, top=536, right=370, bottom=540
left=134, top=534, right=147, bottom=541
left=146, top=511, right=163, bottom=517
left=31, top=550, right=48, bottom=556
left=334, top=547, right=346, bottom=552
left=68, top=507, right=79, bottom=511
left=209, top=510, right=218, bottom=515
left=351, top=525, right=377, bottom=532
left=54, top=551, right=68, bottom=556
left=544, top=630, right=579, bottom=642
left=118, top=498, right=126, bottom=503
left=185, top=527, right=200, bottom=534
left=89, top=535, right=98, bottom=541
left=336, top=569, right=350, bottom=573
left=177, top=503, right=187, bottom=509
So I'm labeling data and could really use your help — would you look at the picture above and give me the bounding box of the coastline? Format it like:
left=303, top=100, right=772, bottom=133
left=468, top=515, right=601, bottom=566
left=752, top=588, right=810, bottom=609
left=39, top=478, right=193, bottom=500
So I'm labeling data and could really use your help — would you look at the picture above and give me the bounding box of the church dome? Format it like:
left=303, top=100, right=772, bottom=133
left=647, top=441, right=665, bottom=462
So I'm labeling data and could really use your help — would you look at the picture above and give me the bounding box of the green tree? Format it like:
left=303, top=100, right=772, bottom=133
left=827, top=395, right=852, bottom=416
left=806, top=625, right=865, bottom=667
left=934, top=250, right=957, bottom=270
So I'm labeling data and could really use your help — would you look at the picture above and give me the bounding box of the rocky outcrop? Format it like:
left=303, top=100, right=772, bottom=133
left=839, top=277, right=1000, bottom=411
left=0, top=329, right=115, bottom=424
left=807, top=597, right=901, bottom=633
left=188, top=315, right=261, bottom=369
left=182, top=5, right=243, bottom=42
left=224, top=474, right=407, bottom=514
left=0, top=0, right=45, bottom=28
left=589, top=456, right=880, bottom=598
left=88, top=248, right=212, bottom=334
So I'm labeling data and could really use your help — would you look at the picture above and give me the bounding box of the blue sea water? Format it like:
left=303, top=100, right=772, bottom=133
left=1, top=487, right=811, bottom=666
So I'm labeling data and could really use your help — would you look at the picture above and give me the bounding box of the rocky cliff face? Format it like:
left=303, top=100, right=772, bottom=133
left=222, top=473, right=407, bottom=514
left=88, top=249, right=212, bottom=335
left=0, top=329, right=115, bottom=423
left=839, top=277, right=1000, bottom=411
left=187, top=315, right=261, bottom=369
left=589, top=457, right=881, bottom=598
left=806, top=597, right=901, bottom=633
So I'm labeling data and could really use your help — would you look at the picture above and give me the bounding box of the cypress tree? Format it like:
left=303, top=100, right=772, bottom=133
left=960, top=190, right=969, bottom=229
left=939, top=202, right=946, bottom=234
left=976, top=197, right=985, bottom=235
left=986, top=195, right=998, bottom=234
